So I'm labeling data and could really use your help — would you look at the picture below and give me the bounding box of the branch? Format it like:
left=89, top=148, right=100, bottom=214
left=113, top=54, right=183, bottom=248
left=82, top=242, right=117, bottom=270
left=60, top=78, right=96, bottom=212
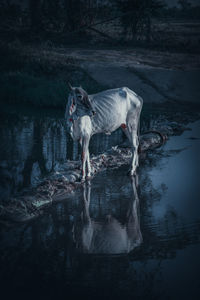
left=63, top=10, right=136, bottom=37
left=87, top=26, right=115, bottom=41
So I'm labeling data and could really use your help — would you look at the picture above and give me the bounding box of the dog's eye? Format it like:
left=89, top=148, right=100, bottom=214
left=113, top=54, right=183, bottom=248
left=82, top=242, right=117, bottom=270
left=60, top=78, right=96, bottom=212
left=77, top=94, right=82, bottom=99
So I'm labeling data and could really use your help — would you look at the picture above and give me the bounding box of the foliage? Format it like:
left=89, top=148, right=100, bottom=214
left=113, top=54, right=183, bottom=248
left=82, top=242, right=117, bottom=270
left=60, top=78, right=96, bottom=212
left=0, top=42, right=107, bottom=108
left=0, top=72, right=67, bottom=108
left=63, top=0, right=97, bottom=31
left=0, top=69, right=106, bottom=108
left=0, top=0, right=199, bottom=44
left=163, top=4, right=200, bottom=19
left=115, top=0, right=164, bottom=40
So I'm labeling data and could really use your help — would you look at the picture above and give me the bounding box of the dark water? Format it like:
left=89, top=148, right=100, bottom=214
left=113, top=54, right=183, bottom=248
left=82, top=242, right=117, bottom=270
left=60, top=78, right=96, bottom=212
left=0, top=108, right=126, bottom=200
left=0, top=104, right=158, bottom=199
left=0, top=116, right=200, bottom=300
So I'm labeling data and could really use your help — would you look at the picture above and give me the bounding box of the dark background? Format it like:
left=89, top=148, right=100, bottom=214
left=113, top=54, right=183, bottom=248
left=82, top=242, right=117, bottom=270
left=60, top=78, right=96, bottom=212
left=0, top=2, right=200, bottom=300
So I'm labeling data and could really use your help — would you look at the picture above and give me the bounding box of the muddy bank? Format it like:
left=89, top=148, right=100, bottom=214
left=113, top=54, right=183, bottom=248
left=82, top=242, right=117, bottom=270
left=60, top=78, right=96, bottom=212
left=0, top=116, right=196, bottom=224
left=1, top=43, right=200, bottom=109
left=63, top=47, right=200, bottom=105
left=83, top=63, right=200, bottom=104
left=0, top=43, right=107, bottom=109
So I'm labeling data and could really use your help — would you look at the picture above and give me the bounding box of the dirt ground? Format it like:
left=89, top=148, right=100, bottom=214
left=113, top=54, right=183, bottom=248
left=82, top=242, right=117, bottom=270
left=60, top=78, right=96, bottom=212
left=62, top=47, right=200, bottom=104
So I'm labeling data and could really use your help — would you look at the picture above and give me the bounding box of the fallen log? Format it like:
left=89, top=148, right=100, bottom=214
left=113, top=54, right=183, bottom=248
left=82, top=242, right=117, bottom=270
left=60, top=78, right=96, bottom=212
left=0, top=121, right=190, bottom=224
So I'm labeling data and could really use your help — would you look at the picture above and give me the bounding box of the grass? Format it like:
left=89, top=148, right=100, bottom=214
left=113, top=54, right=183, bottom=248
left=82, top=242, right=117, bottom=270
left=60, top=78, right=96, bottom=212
left=0, top=72, right=67, bottom=108
left=0, top=41, right=107, bottom=108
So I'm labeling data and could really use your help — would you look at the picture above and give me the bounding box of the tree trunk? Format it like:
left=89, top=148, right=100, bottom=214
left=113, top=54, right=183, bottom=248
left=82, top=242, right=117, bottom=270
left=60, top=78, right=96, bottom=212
left=146, top=15, right=151, bottom=43
left=29, top=0, right=43, bottom=32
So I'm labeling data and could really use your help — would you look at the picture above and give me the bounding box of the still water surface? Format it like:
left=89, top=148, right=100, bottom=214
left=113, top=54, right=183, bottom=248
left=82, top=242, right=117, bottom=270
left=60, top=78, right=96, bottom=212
left=0, top=119, right=200, bottom=299
left=0, top=109, right=124, bottom=199
left=0, top=105, right=157, bottom=199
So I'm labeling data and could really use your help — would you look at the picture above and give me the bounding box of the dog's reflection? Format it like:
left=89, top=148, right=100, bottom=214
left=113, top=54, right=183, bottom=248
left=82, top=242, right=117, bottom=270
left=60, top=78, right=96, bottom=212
left=73, top=176, right=142, bottom=255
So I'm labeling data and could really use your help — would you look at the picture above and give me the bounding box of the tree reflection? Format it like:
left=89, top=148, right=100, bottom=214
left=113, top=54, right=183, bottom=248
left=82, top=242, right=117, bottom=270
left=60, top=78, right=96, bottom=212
left=0, top=114, right=125, bottom=200
left=0, top=116, right=69, bottom=199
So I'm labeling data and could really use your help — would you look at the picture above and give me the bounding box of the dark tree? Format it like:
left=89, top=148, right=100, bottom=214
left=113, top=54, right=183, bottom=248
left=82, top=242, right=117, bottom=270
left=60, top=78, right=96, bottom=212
left=178, top=0, right=191, bottom=11
left=29, top=0, right=43, bottom=32
left=63, top=0, right=96, bottom=32
left=42, top=0, right=62, bottom=29
left=116, top=0, right=164, bottom=41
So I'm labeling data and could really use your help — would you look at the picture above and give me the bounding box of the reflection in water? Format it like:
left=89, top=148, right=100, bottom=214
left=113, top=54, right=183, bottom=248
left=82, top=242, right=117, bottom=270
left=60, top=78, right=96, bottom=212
left=0, top=116, right=68, bottom=199
left=0, top=106, right=155, bottom=200
left=0, top=114, right=124, bottom=200
left=74, top=176, right=142, bottom=254
left=0, top=161, right=200, bottom=299
left=1, top=108, right=200, bottom=298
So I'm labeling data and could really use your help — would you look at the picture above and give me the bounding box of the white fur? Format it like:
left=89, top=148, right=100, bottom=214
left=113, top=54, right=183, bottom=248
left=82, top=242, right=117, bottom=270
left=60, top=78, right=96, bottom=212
left=65, top=87, right=143, bottom=180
